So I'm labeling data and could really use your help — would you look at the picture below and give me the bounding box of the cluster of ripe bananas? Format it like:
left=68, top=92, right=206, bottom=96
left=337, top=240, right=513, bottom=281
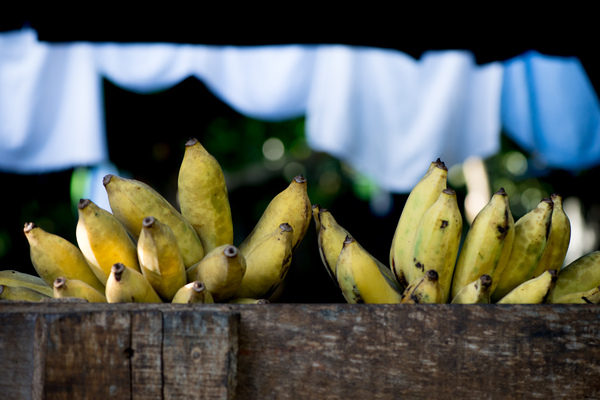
left=0, top=138, right=312, bottom=304
left=315, top=158, right=600, bottom=305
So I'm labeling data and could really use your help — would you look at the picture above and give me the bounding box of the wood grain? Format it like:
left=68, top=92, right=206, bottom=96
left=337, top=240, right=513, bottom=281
left=1, top=302, right=599, bottom=399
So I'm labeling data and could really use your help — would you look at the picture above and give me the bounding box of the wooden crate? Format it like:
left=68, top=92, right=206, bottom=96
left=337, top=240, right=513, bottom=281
left=1, top=302, right=599, bottom=399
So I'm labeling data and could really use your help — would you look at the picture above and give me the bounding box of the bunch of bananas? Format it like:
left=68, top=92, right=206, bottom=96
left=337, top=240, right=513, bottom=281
left=1, top=138, right=311, bottom=305
left=314, top=158, right=600, bottom=305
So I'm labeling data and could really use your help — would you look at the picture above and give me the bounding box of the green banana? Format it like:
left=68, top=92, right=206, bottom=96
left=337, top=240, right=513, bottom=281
left=336, top=235, right=403, bottom=304
left=549, top=286, right=600, bottom=304
left=137, top=216, right=188, bottom=302
left=451, top=274, right=493, bottom=304
left=103, top=174, right=204, bottom=268
left=177, top=138, right=234, bottom=254
left=186, top=244, right=247, bottom=302
left=53, top=276, right=107, bottom=303
left=546, top=250, right=600, bottom=303
left=530, top=193, right=571, bottom=279
left=232, top=223, right=293, bottom=300
left=105, top=263, right=163, bottom=303
left=171, top=281, right=214, bottom=304
left=496, top=269, right=558, bottom=304
left=451, top=188, right=515, bottom=299
left=400, top=269, right=444, bottom=304
left=238, top=175, right=311, bottom=256
left=407, top=188, right=462, bottom=302
left=390, top=159, right=448, bottom=287
left=491, top=198, right=554, bottom=302
left=317, top=207, right=352, bottom=286
left=76, top=198, right=141, bottom=285
left=0, top=284, right=51, bottom=302
left=0, top=270, right=54, bottom=297
left=23, top=222, right=105, bottom=293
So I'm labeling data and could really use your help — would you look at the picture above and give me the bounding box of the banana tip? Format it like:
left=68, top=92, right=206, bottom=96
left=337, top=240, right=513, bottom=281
left=143, top=216, right=156, bottom=228
left=78, top=198, right=91, bottom=210
left=102, top=174, right=113, bottom=186
left=279, top=223, right=293, bottom=232
left=425, top=269, right=439, bottom=281
left=185, top=137, right=199, bottom=147
left=23, top=222, right=37, bottom=233
left=54, top=277, right=67, bottom=288
left=192, top=281, right=206, bottom=293
left=294, top=174, right=307, bottom=184
left=224, top=245, right=238, bottom=258
left=112, top=263, right=126, bottom=281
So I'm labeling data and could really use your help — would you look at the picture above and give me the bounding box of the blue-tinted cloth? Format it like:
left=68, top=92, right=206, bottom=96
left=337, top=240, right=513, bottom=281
left=502, top=50, right=600, bottom=170
left=1, top=27, right=599, bottom=202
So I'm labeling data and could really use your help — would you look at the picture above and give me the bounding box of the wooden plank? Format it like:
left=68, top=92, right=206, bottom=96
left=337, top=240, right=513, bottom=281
left=161, top=310, right=239, bottom=400
left=131, top=310, right=163, bottom=400
left=0, top=312, right=39, bottom=400
left=43, top=311, right=132, bottom=400
left=234, top=304, right=600, bottom=399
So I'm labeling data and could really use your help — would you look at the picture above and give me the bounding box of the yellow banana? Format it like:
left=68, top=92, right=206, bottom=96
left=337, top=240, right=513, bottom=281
left=105, top=263, right=163, bottom=303
left=177, top=138, right=234, bottom=254
left=400, top=269, right=444, bottom=304
left=496, top=269, right=558, bottom=304
left=317, top=207, right=352, bottom=285
left=546, top=250, right=600, bottom=303
left=407, top=188, right=462, bottom=302
left=451, top=188, right=515, bottom=299
left=0, top=284, right=51, bottom=302
left=390, top=159, right=448, bottom=287
left=186, top=244, right=246, bottom=302
left=336, top=236, right=403, bottom=304
left=232, top=223, right=293, bottom=300
left=76, top=198, right=141, bottom=285
left=312, top=204, right=322, bottom=234
left=0, top=270, right=54, bottom=297
left=137, top=216, right=187, bottom=302
left=238, top=175, right=311, bottom=256
left=53, top=276, right=107, bottom=303
left=23, top=222, right=105, bottom=293
left=530, top=193, right=571, bottom=279
left=451, top=274, right=492, bottom=304
left=549, top=286, right=600, bottom=304
left=103, top=174, right=204, bottom=268
left=171, top=281, right=214, bottom=304
left=491, top=198, right=554, bottom=302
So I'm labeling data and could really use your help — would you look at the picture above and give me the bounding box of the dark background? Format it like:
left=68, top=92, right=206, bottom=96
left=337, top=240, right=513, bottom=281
left=1, top=14, right=598, bottom=303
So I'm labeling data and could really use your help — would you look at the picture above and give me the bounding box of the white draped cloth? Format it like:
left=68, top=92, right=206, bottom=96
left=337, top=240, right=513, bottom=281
left=2, top=27, right=599, bottom=200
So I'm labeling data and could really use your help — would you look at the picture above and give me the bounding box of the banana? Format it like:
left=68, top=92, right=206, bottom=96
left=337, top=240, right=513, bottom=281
left=23, top=222, right=105, bottom=293
left=336, top=235, right=403, bottom=304
left=451, top=188, right=515, bottom=299
left=0, top=270, right=54, bottom=297
left=549, top=286, right=600, bottom=304
left=496, top=269, right=558, bottom=304
left=317, top=207, right=352, bottom=286
left=491, top=198, right=554, bottom=302
left=390, top=159, right=448, bottom=287
left=0, top=284, right=51, bottom=302
left=400, top=269, right=444, bottom=304
left=546, top=251, right=600, bottom=303
left=171, top=281, right=214, bottom=304
left=177, top=138, right=234, bottom=254
left=406, top=188, right=462, bottom=302
left=103, top=174, right=204, bottom=268
left=53, top=276, right=107, bottom=303
left=238, top=175, right=311, bottom=256
left=232, top=223, right=293, bottom=300
left=137, top=216, right=187, bottom=302
left=105, top=262, right=163, bottom=303
left=228, top=298, right=270, bottom=304
left=76, top=198, right=141, bottom=285
left=451, top=274, right=493, bottom=304
left=530, top=193, right=571, bottom=279
left=312, top=204, right=322, bottom=234
left=186, top=244, right=247, bottom=302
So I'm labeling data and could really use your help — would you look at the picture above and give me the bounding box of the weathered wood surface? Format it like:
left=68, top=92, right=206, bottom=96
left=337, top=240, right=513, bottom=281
left=0, top=302, right=238, bottom=400
left=1, top=302, right=599, bottom=399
